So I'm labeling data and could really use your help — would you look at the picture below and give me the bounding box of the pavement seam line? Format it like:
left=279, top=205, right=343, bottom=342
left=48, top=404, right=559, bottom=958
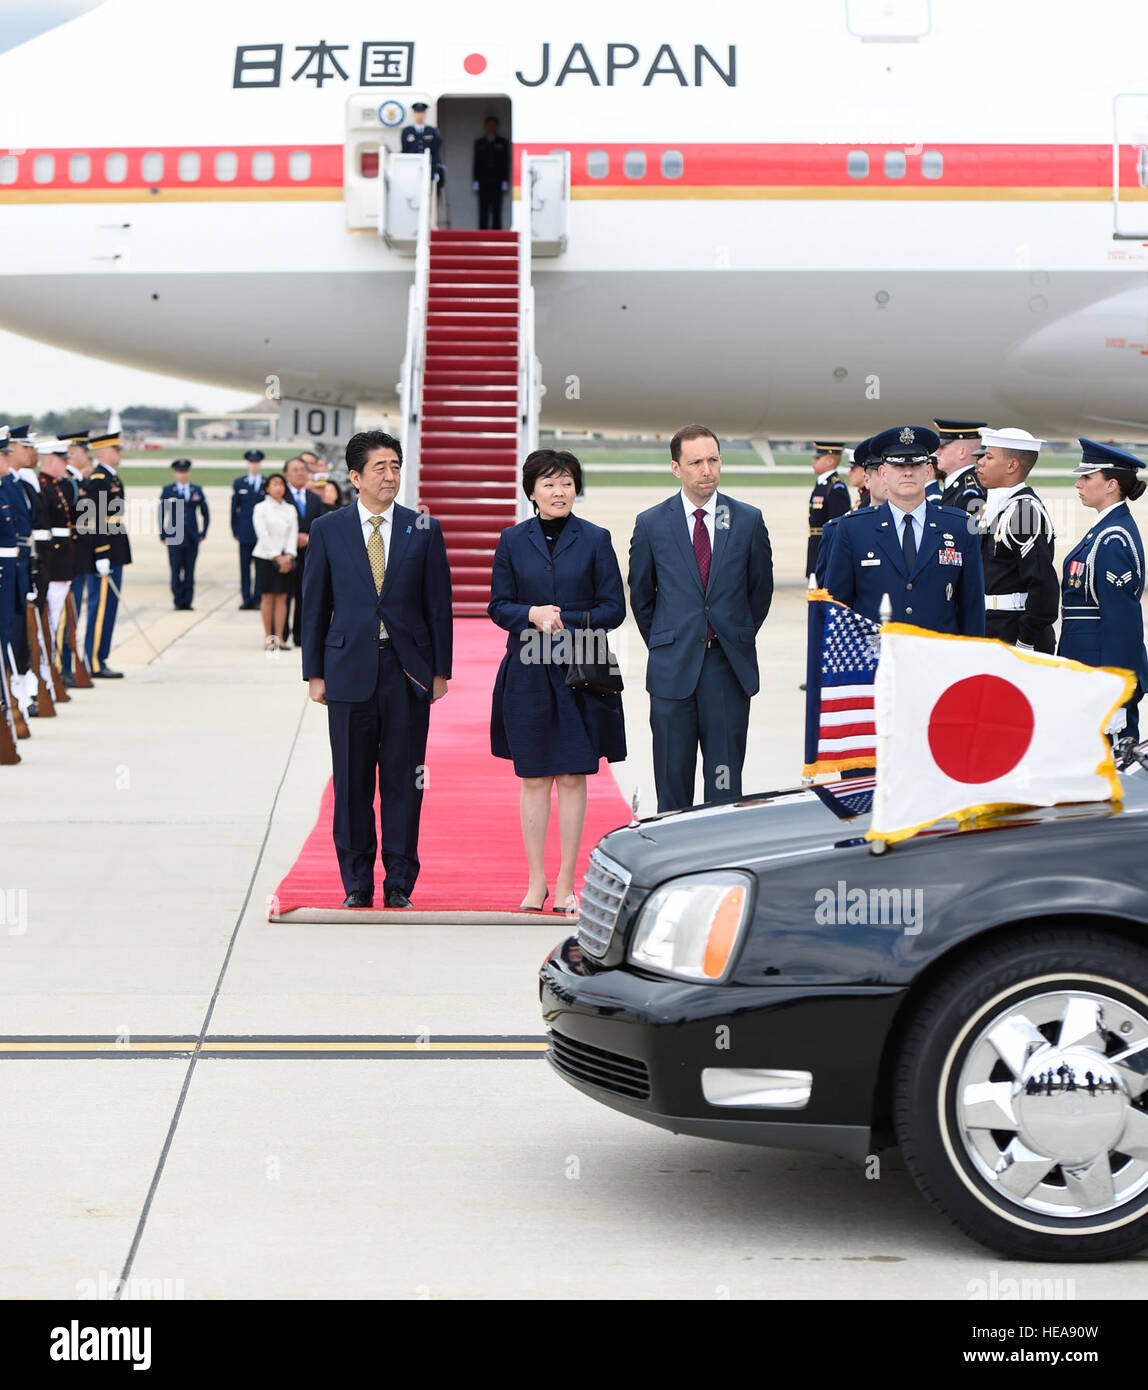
left=113, top=688, right=310, bottom=1298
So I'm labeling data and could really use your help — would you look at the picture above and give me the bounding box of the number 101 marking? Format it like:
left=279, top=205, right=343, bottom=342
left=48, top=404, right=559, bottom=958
left=292, top=406, right=344, bottom=439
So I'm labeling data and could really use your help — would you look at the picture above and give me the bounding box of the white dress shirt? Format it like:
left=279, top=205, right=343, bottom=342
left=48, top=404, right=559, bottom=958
left=680, top=489, right=716, bottom=549
left=1094, top=501, right=1121, bottom=525
left=251, top=497, right=299, bottom=559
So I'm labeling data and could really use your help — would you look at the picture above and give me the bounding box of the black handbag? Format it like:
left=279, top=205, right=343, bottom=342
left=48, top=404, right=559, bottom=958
left=564, top=611, right=624, bottom=696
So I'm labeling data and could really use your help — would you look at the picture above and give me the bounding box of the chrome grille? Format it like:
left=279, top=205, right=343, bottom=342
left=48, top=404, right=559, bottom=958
left=547, top=1030, right=651, bottom=1100
left=577, top=846, right=631, bottom=958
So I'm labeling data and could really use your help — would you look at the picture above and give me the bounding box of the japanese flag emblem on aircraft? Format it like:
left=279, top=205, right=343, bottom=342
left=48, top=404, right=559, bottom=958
left=867, top=625, right=1136, bottom=844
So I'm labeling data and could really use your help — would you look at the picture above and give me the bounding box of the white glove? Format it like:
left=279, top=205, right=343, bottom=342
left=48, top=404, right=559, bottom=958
left=1106, top=707, right=1127, bottom=736
left=1015, top=642, right=1034, bottom=652
left=96, top=558, right=110, bottom=577
left=472, top=181, right=479, bottom=192
left=24, top=592, right=35, bottom=604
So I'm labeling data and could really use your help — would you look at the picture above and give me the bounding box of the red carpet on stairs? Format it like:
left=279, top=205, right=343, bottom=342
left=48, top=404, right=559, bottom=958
left=272, top=620, right=632, bottom=916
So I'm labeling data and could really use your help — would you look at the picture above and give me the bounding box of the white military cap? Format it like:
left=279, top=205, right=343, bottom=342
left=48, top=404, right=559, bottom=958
left=978, top=427, right=1045, bottom=453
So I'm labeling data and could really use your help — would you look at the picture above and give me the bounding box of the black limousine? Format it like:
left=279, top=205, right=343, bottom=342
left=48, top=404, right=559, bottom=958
left=540, top=756, right=1148, bottom=1261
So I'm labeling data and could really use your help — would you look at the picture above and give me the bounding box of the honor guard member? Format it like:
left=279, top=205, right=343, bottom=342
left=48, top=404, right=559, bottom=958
left=0, top=440, right=19, bottom=663
left=231, top=449, right=264, bottom=609
left=924, top=455, right=944, bottom=504
left=816, top=437, right=892, bottom=585
left=806, top=442, right=851, bottom=578
left=14, top=431, right=52, bottom=601
left=59, top=430, right=95, bottom=678
left=933, top=417, right=988, bottom=514
left=37, top=441, right=78, bottom=676
left=975, top=427, right=1058, bottom=653
left=402, top=103, right=445, bottom=186
left=159, top=459, right=209, bottom=610
left=847, top=449, right=868, bottom=510
left=83, top=428, right=132, bottom=678
left=0, top=427, right=34, bottom=680
left=472, top=115, right=510, bottom=230
left=823, top=425, right=986, bottom=635
left=1059, top=439, right=1148, bottom=742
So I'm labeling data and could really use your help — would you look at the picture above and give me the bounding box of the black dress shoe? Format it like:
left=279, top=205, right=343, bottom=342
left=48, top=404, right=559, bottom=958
left=93, top=666, right=123, bottom=679
left=27, top=699, right=38, bottom=717
left=61, top=671, right=77, bottom=688
left=384, top=888, right=413, bottom=909
left=342, top=891, right=373, bottom=908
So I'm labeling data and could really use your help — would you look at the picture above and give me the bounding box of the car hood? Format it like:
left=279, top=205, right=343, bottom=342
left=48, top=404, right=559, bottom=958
left=598, top=769, right=1148, bottom=891
left=598, top=782, right=876, bottom=889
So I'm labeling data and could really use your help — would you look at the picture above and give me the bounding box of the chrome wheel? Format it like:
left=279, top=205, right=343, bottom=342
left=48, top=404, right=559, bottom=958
left=947, top=986, right=1148, bottom=1222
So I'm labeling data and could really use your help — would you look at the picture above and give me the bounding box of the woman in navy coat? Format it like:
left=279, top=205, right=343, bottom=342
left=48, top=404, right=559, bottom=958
left=489, top=450, right=627, bottom=912
left=1058, top=438, right=1148, bottom=742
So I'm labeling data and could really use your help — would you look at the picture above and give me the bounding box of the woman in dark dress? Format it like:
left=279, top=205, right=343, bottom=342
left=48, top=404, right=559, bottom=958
left=489, top=450, right=626, bottom=913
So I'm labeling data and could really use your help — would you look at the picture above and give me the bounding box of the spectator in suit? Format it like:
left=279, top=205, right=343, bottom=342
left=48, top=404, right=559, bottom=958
left=158, top=459, right=209, bottom=610
left=231, top=449, right=264, bottom=610
left=302, top=430, right=453, bottom=910
left=472, top=116, right=510, bottom=230
left=628, top=424, right=774, bottom=813
left=283, top=456, right=325, bottom=648
left=251, top=473, right=297, bottom=652
left=489, top=449, right=626, bottom=913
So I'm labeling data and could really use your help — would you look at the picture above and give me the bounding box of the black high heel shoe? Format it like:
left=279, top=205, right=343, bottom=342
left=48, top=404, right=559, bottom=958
left=518, top=889, right=549, bottom=911
left=552, top=893, right=579, bottom=916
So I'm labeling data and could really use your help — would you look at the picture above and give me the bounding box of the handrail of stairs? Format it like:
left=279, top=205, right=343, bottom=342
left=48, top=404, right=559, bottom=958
left=516, top=152, right=540, bottom=523
left=397, top=149, right=432, bottom=511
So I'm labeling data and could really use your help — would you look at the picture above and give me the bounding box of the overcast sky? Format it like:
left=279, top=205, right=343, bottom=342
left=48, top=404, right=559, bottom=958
left=0, top=0, right=256, bottom=417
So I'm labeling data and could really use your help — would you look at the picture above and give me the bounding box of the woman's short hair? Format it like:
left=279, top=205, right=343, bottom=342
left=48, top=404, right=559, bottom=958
left=521, top=448, right=582, bottom=499
left=263, top=471, right=288, bottom=494
left=1100, top=468, right=1147, bottom=502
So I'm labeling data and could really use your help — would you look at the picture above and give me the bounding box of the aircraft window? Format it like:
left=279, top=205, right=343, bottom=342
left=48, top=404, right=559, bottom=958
left=847, top=150, right=869, bottom=178
left=104, top=153, right=127, bottom=183
left=0, top=155, right=18, bottom=184
left=69, top=154, right=91, bottom=183
left=33, top=154, right=54, bottom=184
left=360, top=150, right=379, bottom=178
left=624, top=150, right=647, bottom=179
left=252, top=151, right=275, bottom=182
left=921, top=149, right=943, bottom=179
left=214, top=151, right=238, bottom=182
left=884, top=150, right=907, bottom=179
left=586, top=150, right=608, bottom=179
left=178, top=152, right=201, bottom=182
left=289, top=151, right=312, bottom=181
left=661, top=150, right=684, bottom=179
left=141, top=152, right=164, bottom=182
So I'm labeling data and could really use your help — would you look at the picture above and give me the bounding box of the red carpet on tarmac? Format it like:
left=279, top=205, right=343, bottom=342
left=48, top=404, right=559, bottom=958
left=271, top=620, right=632, bottom=922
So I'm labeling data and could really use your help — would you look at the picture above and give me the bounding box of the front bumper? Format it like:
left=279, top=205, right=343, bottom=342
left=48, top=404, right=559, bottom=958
left=540, top=940, right=903, bottom=1165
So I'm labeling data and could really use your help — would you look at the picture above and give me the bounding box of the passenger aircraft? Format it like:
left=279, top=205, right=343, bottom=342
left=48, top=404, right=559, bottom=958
left=3, top=0, right=1148, bottom=439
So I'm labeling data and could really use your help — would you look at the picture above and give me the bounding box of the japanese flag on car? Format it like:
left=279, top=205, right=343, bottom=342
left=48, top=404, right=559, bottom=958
left=867, top=623, right=1135, bottom=844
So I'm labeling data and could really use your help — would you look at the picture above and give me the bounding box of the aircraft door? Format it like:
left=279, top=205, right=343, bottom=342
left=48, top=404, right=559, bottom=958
left=1113, top=94, right=1148, bottom=237
left=435, top=94, right=512, bottom=231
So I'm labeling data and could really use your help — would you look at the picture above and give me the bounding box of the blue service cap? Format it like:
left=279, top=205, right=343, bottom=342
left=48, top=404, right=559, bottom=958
left=411, top=102, right=429, bottom=111
left=8, top=424, right=32, bottom=441
left=1074, top=438, right=1144, bottom=476
left=853, top=436, right=875, bottom=469
left=171, top=458, right=192, bottom=472
left=872, top=425, right=940, bottom=463
left=244, top=449, right=265, bottom=463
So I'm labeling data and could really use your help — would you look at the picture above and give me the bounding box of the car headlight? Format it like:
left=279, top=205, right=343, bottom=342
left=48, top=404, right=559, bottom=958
left=628, top=871, right=753, bottom=982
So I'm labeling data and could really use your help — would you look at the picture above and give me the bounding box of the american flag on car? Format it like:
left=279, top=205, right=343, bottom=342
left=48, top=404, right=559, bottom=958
left=803, top=592, right=880, bottom=777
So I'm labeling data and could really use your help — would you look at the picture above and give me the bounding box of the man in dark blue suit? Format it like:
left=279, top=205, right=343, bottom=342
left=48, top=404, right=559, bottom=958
left=158, top=460, right=209, bottom=610
left=823, top=425, right=985, bottom=635
left=628, top=424, right=774, bottom=812
left=231, top=449, right=264, bottom=610
left=284, top=456, right=325, bottom=649
left=302, top=430, right=453, bottom=909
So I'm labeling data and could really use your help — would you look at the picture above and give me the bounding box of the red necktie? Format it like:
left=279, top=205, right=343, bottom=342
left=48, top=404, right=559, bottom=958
left=693, top=508, right=714, bottom=641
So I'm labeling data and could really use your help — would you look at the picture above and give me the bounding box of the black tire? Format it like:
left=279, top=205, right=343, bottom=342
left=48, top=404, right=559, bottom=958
left=894, top=928, right=1148, bottom=1261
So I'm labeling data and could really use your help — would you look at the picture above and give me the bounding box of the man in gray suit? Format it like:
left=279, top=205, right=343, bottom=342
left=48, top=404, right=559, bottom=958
left=628, top=424, right=774, bottom=812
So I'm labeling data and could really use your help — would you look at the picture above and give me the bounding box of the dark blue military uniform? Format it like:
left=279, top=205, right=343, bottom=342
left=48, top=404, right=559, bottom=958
left=159, top=463, right=210, bottom=610
left=940, top=463, right=987, bottom=514
left=231, top=454, right=264, bottom=608
left=1058, top=439, right=1148, bottom=741
left=806, top=444, right=851, bottom=577
left=816, top=437, right=876, bottom=587
left=82, top=432, right=132, bottom=678
left=0, top=480, right=17, bottom=658
left=822, top=426, right=986, bottom=635
left=402, top=113, right=444, bottom=184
